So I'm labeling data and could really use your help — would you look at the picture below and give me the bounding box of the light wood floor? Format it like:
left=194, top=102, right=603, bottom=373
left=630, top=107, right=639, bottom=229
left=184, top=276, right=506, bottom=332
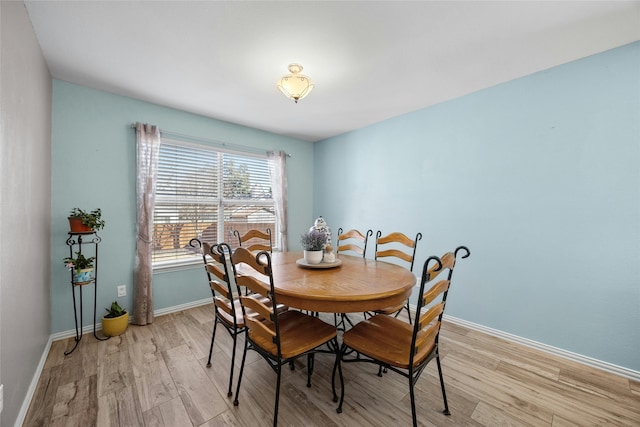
left=24, top=305, right=640, bottom=426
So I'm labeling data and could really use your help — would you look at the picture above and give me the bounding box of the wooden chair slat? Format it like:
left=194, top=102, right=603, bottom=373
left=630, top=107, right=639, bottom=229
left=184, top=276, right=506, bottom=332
left=237, top=274, right=269, bottom=296
left=242, top=229, right=270, bottom=241
left=245, top=316, right=276, bottom=340
left=205, top=262, right=225, bottom=281
left=377, top=231, right=416, bottom=247
left=210, top=280, right=230, bottom=298
left=413, top=322, right=439, bottom=358
left=417, top=303, right=444, bottom=330
left=376, top=248, right=413, bottom=263
left=339, top=229, right=367, bottom=241
left=240, top=295, right=272, bottom=320
left=422, top=280, right=450, bottom=306
left=245, top=243, right=272, bottom=252
left=214, top=297, right=233, bottom=316
left=337, top=243, right=365, bottom=255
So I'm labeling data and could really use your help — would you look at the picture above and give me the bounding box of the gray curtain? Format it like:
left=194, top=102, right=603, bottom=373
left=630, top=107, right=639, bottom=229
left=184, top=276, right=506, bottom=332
left=133, top=122, right=160, bottom=325
left=268, top=150, right=289, bottom=251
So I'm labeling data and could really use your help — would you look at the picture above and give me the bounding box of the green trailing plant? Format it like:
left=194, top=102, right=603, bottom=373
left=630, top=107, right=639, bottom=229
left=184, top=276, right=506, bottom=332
left=69, top=208, right=105, bottom=230
left=64, top=252, right=95, bottom=270
left=104, top=301, right=127, bottom=318
left=300, top=229, right=327, bottom=251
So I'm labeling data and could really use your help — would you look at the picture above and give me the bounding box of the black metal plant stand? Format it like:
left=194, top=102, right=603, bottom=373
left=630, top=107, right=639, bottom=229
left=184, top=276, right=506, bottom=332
left=64, top=231, right=108, bottom=355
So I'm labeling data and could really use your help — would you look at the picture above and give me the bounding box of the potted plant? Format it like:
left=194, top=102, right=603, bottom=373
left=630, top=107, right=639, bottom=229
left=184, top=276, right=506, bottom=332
left=300, top=229, right=327, bottom=264
left=101, top=301, right=129, bottom=337
left=68, top=208, right=105, bottom=233
left=64, top=251, right=96, bottom=285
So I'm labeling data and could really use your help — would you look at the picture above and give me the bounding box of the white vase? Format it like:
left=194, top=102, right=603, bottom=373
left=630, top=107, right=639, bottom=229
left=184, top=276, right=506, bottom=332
left=304, top=250, right=323, bottom=264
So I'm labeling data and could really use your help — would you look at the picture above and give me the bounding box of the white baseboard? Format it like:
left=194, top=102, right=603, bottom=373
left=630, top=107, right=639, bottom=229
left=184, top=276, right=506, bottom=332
left=14, top=336, right=53, bottom=427
left=442, top=314, right=640, bottom=382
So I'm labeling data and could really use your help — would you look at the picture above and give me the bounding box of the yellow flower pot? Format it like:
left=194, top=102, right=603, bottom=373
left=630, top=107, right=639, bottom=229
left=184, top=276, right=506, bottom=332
left=101, top=311, right=129, bottom=337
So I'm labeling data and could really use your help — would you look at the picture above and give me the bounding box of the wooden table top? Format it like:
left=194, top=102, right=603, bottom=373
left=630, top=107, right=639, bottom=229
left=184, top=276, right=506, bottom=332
left=258, top=251, right=416, bottom=313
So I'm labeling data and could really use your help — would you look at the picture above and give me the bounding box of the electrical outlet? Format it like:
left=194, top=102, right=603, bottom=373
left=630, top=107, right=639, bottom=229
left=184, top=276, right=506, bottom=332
left=117, top=285, right=126, bottom=297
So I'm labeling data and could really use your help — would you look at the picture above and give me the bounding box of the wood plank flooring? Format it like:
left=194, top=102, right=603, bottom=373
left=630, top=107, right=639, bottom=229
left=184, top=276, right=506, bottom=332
left=24, top=305, right=640, bottom=426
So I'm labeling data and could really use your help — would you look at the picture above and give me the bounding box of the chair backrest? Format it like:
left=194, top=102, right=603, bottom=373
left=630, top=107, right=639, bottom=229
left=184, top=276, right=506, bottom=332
left=233, top=228, right=273, bottom=253
left=410, top=246, right=470, bottom=367
left=194, top=239, right=241, bottom=327
left=374, top=231, right=422, bottom=271
left=336, top=228, right=373, bottom=258
left=231, top=247, right=283, bottom=357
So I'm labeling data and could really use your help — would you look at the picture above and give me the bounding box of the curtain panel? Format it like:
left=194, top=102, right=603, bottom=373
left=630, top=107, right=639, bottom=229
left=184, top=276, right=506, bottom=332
left=268, top=150, right=289, bottom=251
left=133, top=122, right=160, bottom=325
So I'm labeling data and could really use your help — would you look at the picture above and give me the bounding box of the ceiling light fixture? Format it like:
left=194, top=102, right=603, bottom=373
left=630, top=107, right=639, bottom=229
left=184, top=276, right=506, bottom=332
left=277, top=63, right=314, bottom=103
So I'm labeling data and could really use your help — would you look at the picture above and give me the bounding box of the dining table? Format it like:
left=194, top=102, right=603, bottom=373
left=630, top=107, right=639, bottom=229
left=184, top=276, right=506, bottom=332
left=248, top=251, right=417, bottom=313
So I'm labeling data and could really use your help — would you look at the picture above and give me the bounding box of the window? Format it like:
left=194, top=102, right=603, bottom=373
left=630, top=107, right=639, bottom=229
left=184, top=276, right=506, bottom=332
left=153, top=138, right=275, bottom=267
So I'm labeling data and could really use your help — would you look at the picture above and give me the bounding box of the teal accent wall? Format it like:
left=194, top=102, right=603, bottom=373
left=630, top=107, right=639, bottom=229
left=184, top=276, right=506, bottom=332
left=51, top=81, right=314, bottom=334
left=313, top=42, right=640, bottom=371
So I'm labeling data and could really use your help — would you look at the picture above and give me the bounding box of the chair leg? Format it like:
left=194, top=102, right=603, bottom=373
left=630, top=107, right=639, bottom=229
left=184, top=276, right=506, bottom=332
left=330, top=339, right=341, bottom=403
left=233, top=339, right=249, bottom=406
left=206, top=319, right=218, bottom=368
left=274, top=364, right=282, bottom=427
left=336, top=343, right=347, bottom=414
left=409, top=375, right=418, bottom=427
left=228, top=330, right=238, bottom=397
left=307, top=354, right=314, bottom=387
left=436, top=352, right=451, bottom=416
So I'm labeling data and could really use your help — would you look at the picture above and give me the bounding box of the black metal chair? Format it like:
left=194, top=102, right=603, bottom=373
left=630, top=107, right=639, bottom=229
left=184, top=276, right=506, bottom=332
left=189, top=239, right=274, bottom=398
left=230, top=247, right=341, bottom=427
left=369, top=230, right=422, bottom=324
left=335, top=246, right=470, bottom=426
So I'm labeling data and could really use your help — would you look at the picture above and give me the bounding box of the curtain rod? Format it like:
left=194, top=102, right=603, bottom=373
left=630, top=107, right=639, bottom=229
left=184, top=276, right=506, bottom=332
left=131, top=123, right=291, bottom=157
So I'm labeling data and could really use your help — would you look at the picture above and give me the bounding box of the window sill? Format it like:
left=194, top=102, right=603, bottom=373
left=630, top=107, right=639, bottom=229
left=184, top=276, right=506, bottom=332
left=153, top=259, right=201, bottom=273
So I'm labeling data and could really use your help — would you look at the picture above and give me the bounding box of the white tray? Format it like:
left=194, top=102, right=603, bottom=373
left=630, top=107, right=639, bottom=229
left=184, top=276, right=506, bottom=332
left=295, top=258, right=343, bottom=269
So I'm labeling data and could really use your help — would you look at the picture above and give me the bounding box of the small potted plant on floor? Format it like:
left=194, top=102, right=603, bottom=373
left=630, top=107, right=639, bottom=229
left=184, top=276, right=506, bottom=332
left=300, top=229, right=327, bottom=264
left=68, top=208, right=105, bottom=233
left=101, top=301, right=129, bottom=337
left=64, top=251, right=96, bottom=285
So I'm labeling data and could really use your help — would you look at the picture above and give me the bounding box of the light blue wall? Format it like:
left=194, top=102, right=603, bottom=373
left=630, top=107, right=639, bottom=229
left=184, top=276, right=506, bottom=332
left=51, top=81, right=314, bottom=334
left=314, top=42, right=640, bottom=371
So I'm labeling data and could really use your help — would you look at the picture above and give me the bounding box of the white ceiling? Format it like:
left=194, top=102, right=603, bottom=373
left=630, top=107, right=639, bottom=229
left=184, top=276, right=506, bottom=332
left=24, top=1, right=640, bottom=142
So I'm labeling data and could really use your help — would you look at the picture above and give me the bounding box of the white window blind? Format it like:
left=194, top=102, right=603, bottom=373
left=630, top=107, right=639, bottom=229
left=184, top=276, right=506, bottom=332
left=153, top=139, right=275, bottom=267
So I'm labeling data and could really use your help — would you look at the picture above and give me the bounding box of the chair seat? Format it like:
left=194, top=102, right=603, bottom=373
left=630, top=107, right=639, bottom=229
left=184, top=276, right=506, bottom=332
left=248, top=310, right=337, bottom=359
left=342, top=314, right=436, bottom=369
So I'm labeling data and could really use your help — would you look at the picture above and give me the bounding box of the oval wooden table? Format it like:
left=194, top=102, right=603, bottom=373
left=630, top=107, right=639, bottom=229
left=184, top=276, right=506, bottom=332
left=255, top=252, right=416, bottom=313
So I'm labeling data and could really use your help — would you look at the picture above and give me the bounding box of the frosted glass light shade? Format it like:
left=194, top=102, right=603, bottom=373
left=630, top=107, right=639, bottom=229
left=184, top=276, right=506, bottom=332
left=277, top=63, right=314, bottom=103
